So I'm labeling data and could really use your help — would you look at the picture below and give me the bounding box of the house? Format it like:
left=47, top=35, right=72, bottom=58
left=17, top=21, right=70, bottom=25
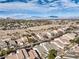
left=22, top=49, right=29, bottom=59
left=59, top=33, right=76, bottom=45
left=5, top=49, right=24, bottom=59
left=41, top=42, right=53, bottom=51
left=55, top=56, right=61, bottom=59
left=58, top=28, right=65, bottom=33
left=53, top=30, right=58, bottom=34
left=9, top=40, right=16, bottom=47
left=54, top=40, right=64, bottom=48
left=41, top=32, right=49, bottom=40
left=54, top=38, right=64, bottom=45
left=28, top=49, right=40, bottom=59
left=60, top=36, right=70, bottom=45
left=64, top=33, right=76, bottom=40
left=63, top=45, right=79, bottom=59
left=5, top=53, right=18, bottom=59
left=33, top=45, right=47, bottom=59
left=46, top=32, right=52, bottom=38
left=16, top=39, right=24, bottom=45
left=36, top=33, right=44, bottom=40
left=16, top=49, right=25, bottom=59
left=71, top=44, right=79, bottom=53
left=50, top=41, right=61, bottom=50
left=0, top=40, right=7, bottom=49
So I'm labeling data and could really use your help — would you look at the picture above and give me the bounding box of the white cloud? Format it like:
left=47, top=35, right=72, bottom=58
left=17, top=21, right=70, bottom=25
left=0, top=0, right=78, bottom=10
left=60, top=0, right=79, bottom=8
left=0, top=1, right=60, bottom=14
left=0, top=0, right=79, bottom=7
left=0, top=0, right=79, bottom=17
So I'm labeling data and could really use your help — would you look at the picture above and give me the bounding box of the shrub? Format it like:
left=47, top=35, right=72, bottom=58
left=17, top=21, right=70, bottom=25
left=48, top=49, right=57, bottom=59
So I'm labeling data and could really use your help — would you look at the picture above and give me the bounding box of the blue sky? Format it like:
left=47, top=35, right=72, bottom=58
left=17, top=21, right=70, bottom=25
left=0, top=0, right=79, bottom=18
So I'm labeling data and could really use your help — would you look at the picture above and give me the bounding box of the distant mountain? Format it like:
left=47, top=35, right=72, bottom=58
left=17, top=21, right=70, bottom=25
left=49, top=16, right=58, bottom=18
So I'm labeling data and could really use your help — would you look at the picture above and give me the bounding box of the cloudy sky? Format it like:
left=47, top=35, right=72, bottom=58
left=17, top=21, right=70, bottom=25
left=0, top=0, right=79, bottom=18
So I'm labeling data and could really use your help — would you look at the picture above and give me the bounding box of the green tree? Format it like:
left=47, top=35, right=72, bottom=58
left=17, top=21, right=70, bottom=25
left=0, top=48, right=15, bottom=56
left=70, top=40, right=75, bottom=44
left=48, top=49, right=57, bottom=59
left=0, top=50, right=8, bottom=56
left=28, top=37, right=38, bottom=43
left=75, top=37, right=79, bottom=44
